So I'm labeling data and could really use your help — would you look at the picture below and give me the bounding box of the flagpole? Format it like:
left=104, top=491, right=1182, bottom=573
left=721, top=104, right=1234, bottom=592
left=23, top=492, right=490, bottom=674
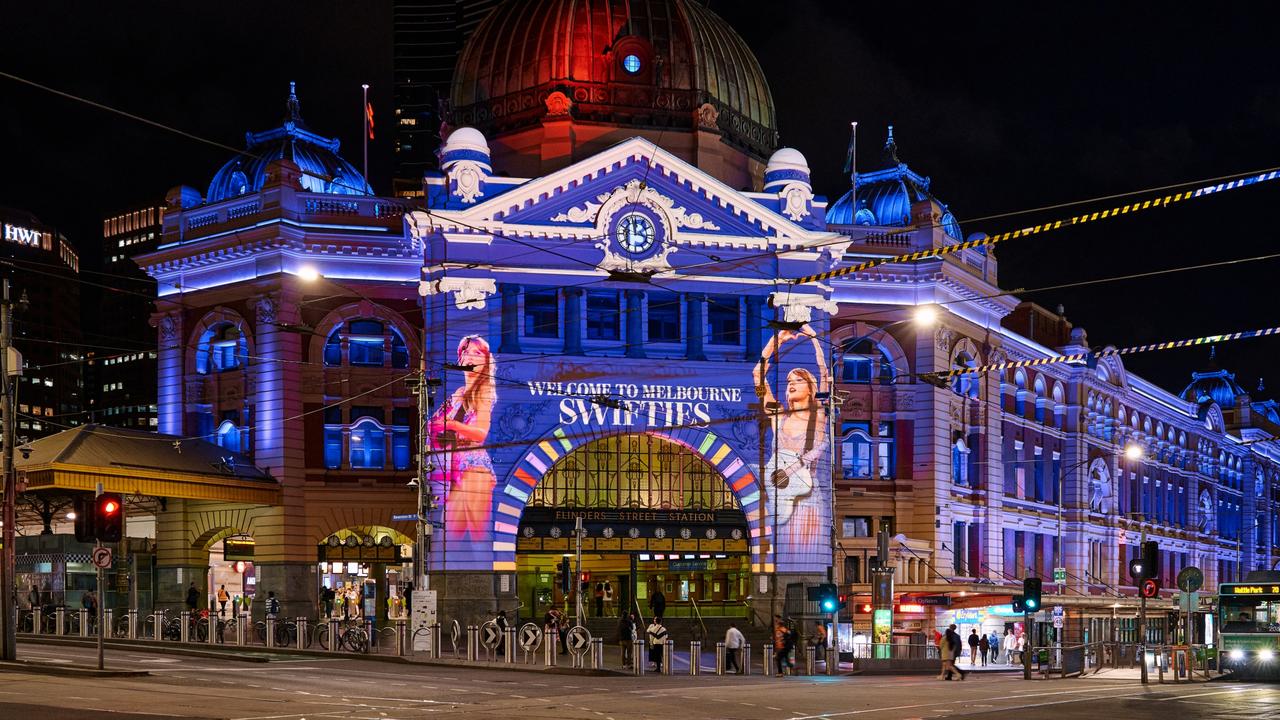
left=362, top=84, right=370, bottom=189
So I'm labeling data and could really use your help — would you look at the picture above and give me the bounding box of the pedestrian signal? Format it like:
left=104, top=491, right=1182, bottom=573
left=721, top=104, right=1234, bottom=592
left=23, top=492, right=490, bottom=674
left=73, top=495, right=96, bottom=542
left=1011, top=595, right=1026, bottom=613
left=95, top=493, right=124, bottom=543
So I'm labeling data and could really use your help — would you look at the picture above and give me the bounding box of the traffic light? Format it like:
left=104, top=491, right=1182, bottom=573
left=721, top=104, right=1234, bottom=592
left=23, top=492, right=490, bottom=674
left=1011, top=596, right=1026, bottom=613
left=73, top=495, right=96, bottom=542
left=816, top=583, right=839, bottom=613
left=559, top=556, right=571, bottom=594
left=95, top=493, right=124, bottom=542
left=1140, top=578, right=1161, bottom=599
left=1129, top=541, right=1159, bottom=580
left=1023, top=578, right=1042, bottom=611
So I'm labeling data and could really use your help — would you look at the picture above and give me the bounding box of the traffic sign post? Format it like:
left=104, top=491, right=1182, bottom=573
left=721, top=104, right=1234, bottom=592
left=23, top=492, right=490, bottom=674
left=1053, top=567, right=1066, bottom=585
left=91, top=546, right=113, bottom=569
left=567, top=625, right=591, bottom=668
left=518, top=622, right=541, bottom=664
left=480, top=620, right=501, bottom=661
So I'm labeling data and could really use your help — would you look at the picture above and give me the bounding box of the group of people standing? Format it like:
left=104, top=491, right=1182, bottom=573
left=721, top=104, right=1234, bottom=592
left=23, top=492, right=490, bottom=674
left=939, top=625, right=1026, bottom=679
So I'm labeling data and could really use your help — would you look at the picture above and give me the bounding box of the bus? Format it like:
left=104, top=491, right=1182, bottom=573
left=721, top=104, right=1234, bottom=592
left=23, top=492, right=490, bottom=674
left=1219, top=573, right=1280, bottom=674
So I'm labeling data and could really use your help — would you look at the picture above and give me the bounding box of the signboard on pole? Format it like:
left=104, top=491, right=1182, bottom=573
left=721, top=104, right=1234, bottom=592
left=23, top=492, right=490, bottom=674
left=411, top=589, right=438, bottom=652
left=1052, top=605, right=1064, bottom=629
left=1053, top=567, right=1066, bottom=585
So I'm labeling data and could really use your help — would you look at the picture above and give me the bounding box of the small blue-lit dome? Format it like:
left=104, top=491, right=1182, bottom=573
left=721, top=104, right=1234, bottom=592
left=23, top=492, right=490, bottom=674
left=207, top=82, right=372, bottom=203
left=1181, top=361, right=1246, bottom=409
left=825, top=126, right=963, bottom=241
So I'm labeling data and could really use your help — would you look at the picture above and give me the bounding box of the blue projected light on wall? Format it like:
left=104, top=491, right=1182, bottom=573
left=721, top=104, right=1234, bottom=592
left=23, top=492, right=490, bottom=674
left=623, top=54, right=642, bottom=73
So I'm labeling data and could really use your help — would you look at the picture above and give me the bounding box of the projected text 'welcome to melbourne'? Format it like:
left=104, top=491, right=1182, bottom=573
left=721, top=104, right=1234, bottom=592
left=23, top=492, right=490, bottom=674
left=527, top=380, right=744, bottom=428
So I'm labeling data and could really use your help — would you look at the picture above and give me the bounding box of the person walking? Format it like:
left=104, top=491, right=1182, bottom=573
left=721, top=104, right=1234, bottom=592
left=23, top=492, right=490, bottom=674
left=725, top=622, right=745, bottom=674
left=937, top=626, right=953, bottom=680
left=594, top=582, right=605, bottom=617
left=978, top=632, right=990, bottom=666
left=945, top=624, right=967, bottom=680
left=647, top=616, right=668, bottom=672
left=811, top=621, right=828, bottom=664
left=989, top=630, right=1002, bottom=664
left=649, top=588, right=666, bottom=621
left=265, top=591, right=280, bottom=619
left=216, top=585, right=230, bottom=616
left=603, top=581, right=614, bottom=616
left=185, top=582, right=200, bottom=614
left=618, top=611, right=636, bottom=667
left=1002, top=629, right=1016, bottom=665
left=967, top=628, right=980, bottom=666
left=773, top=615, right=790, bottom=677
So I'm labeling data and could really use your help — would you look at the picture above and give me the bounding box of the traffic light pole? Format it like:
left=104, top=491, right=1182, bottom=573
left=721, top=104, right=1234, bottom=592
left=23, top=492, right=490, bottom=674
left=0, top=280, right=16, bottom=662
left=95, top=483, right=104, bottom=671
left=1139, top=525, right=1148, bottom=685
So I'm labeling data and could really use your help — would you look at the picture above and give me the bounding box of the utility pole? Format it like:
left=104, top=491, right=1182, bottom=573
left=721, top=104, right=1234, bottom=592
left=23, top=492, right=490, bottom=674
left=0, top=279, right=18, bottom=662
left=1139, top=524, right=1148, bottom=685
left=574, top=516, right=584, bottom=624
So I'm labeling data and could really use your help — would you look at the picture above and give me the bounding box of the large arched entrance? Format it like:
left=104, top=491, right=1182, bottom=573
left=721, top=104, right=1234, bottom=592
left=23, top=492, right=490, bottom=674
left=514, top=433, right=752, bottom=623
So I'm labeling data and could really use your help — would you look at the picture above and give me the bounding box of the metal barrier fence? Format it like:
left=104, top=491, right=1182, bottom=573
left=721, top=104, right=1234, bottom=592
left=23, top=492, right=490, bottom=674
left=1027, top=642, right=1218, bottom=681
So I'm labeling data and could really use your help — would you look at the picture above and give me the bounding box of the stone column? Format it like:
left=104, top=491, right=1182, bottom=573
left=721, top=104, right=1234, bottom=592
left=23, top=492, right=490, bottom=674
left=625, top=290, right=646, bottom=358
left=153, top=309, right=184, bottom=436
left=563, top=288, right=583, bottom=355
left=498, top=284, right=522, bottom=354
left=685, top=294, right=706, bottom=361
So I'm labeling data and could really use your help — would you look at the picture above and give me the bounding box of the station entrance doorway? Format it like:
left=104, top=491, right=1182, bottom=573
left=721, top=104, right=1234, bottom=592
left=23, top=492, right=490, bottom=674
left=514, top=433, right=752, bottom=624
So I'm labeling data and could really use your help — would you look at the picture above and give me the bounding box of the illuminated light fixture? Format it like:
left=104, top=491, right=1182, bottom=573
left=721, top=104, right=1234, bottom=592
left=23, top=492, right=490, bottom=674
left=1261, top=649, right=1275, bottom=661
left=65, top=511, right=76, bottom=520
left=234, top=560, right=247, bottom=573
left=1123, top=444, right=1145, bottom=461
left=1229, top=648, right=1244, bottom=661
left=913, top=304, right=939, bottom=327
left=897, top=603, right=926, bottom=613
left=622, top=54, right=641, bottom=73
left=298, top=265, right=320, bottom=282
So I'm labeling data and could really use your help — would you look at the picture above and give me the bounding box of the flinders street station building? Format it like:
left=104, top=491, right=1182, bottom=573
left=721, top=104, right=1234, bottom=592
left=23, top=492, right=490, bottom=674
left=13, top=0, right=1280, bottom=651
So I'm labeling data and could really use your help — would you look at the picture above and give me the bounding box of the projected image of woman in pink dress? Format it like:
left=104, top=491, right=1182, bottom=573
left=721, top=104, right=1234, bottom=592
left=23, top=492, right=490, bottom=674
left=752, top=325, right=829, bottom=559
left=430, top=335, right=497, bottom=543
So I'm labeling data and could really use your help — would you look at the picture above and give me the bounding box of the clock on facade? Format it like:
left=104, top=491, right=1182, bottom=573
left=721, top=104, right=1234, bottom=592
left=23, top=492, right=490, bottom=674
left=614, top=212, right=655, bottom=254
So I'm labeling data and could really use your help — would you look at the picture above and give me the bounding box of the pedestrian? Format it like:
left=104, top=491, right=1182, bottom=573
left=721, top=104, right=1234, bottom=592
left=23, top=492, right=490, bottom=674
left=945, top=624, right=967, bottom=680
left=978, top=632, right=990, bottom=666
left=1016, top=633, right=1026, bottom=664
left=1003, top=629, right=1016, bottom=665
left=321, top=586, right=335, bottom=618
left=594, top=582, right=605, bottom=617
left=783, top=619, right=798, bottom=675
left=185, top=582, right=200, bottom=613
left=649, top=587, right=666, bottom=620
left=603, top=581, right=614, bottom=615
left=543, top=608, right=560, bottom=654
left=937, top=626, right=953, bottom=680
left=967, top=628, right=979, bottom=666
left=773, top=615, right=790, bottom=677
left=618, top=611, right=636, bottom=666
left=265, top=591, right=280, bottom=618
left=495, top=610, right=509, bottom=654
left=725, top=622, right=745, bottom=674
left=647, top=616, right=668, bottom=672
left=216, top=584, right=230, bottom=616
left=812, top=621, right=828, bottom=663
left=989, top=631, right=1002, bottom=664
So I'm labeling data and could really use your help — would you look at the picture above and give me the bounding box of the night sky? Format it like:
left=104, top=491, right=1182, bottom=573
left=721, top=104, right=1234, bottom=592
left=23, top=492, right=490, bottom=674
left=2, top=2, right=1277, bottom=398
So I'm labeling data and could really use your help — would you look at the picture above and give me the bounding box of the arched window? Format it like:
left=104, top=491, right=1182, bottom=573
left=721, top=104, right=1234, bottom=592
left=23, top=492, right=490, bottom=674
left=840, top=336, right=893, bottom=384
left=953, top=352, right=979, bottom=399
left=841, top=423, right=873, bottom=479
left=324, top=318, right=410, bottom=368
left=952, top=436, right=971, bottom=486
left=196, top=322, right=246, bottom=374
left=215, top=420, right=243, bottom=453
left=349, top=417, right=387, bottom=469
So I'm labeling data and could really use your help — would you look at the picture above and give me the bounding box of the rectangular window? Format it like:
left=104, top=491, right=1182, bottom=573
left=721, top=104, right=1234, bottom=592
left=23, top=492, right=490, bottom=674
left=585, top=292, right=621, bottom=340
left=349, top=424, right=386, bottom=469
left=707, top=296, right=740, bottom=345
left=1033, top=446, right=1044, bottom=501
left=647, top=293, right=681, bottom=343
left=392, top=428, right=411, bottom=471
left=952, top=522, right=968, bottom=576
left=876, top=422, right=895, bottom=478
left=841, top=516, right=871, bottom=537
left=348, top=337, right=385, bottom=366
left=524, top=289, right=559, bottom=338
left=1051, top=452, right=1062, bottom=505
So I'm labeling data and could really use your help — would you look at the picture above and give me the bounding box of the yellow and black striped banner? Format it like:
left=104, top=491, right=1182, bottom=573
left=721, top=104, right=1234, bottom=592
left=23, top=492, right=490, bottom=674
left=924, top=326, right=1280, bottom=381
left=792, top=170, right=1280, bottom=285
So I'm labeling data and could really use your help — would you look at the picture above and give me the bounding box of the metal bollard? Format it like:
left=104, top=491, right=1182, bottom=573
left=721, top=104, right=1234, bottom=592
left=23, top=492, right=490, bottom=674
left=505, top=626, right=516, bottom=664
left=430, top=623, right=441, bottom=659
left=327, top=618, right=339, bottom=653
left=690, top=640, right=702, bottom=676
left=153, top=613, right=163, bottom=642
left=32, top=608, right=41, bottom=635
left=743, top=643, right=752, bottom=675
left=663, top=639, right=673, bottom=675
left=297, top=618, right=307, bottom=651
left=56, top=607, right=66, bottom=636
left=366, top=618, right=375, bottom=651
left=591, top=637, right=604, bottom=669
left=395, top=619, right=407, bottom=656
left=180, top=611, right=191, bottom=643
left=127, top=610, right=137, bottom=641
left=466, top=624, right=479, bottom=661
left=805, top=645, right=815, bottom=675
left=79, top=608, right=89, bottom=638
left=633, top=638, right=646, bottom=674
left=209, top=614, right=219, bottom=646
left=763, top=645, right=774, bottom=676
left=716, top=641, right=726, bottom=675
left=104, top=609, right=114, bottom=640
left=266, top=617, right=276, bottom=649
left=828, top=642, right=838, bottom=675
left=237, top=613, right=247, bottom=646
left=543, top=629, right=558, bottom=667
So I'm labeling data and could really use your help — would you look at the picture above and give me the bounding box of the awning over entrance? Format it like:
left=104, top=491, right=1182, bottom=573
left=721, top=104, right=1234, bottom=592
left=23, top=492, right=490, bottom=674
left=16, top=424, right=280, bottom=505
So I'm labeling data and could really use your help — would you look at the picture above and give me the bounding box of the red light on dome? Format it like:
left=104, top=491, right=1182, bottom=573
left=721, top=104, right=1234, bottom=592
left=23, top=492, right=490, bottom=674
left=102, top=500, right=119, bottom=515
